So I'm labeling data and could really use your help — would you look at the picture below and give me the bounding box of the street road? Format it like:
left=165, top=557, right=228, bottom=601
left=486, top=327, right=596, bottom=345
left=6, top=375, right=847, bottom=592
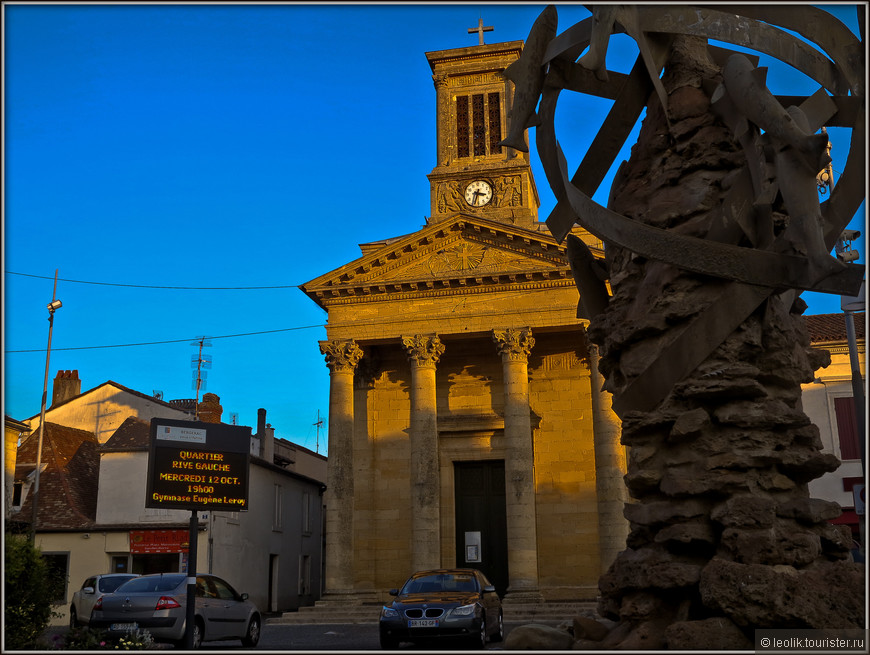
left=202, top=621, right=518, bottom=650
left=45, top=621, right=520, bottom=650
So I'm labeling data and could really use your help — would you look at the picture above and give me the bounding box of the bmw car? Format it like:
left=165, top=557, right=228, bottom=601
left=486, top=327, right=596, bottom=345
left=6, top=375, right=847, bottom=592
left=89, top=572, right=260, bottom=648
left=379, top=568, right=503, bottom=649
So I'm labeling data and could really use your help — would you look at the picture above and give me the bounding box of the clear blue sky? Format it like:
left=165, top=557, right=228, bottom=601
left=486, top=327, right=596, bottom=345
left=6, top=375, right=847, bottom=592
left=4, top=3, right=865, bottom=452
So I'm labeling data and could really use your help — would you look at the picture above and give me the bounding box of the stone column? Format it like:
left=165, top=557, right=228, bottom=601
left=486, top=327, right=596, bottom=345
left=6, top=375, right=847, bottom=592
left=402, top=334, right=445, bottom=571
left=587, top=337, right=629, bottom=573
left=432, top=73, right=449, bottom=167
left=493, top=327, right=543, bottom=601
left=319, top=339, right=364, bottom=602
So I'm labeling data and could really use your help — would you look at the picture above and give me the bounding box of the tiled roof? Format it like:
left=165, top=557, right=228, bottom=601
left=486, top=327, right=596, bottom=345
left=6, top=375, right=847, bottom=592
left=805, top=313, right=865, bottom=343
left=102, top=416, right=151, bottom=451
left=14, top=423, right=100, bottom=531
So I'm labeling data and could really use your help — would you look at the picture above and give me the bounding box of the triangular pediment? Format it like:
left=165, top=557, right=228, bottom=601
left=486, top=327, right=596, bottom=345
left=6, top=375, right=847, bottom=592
left=301, top=215, right=601, bottom=307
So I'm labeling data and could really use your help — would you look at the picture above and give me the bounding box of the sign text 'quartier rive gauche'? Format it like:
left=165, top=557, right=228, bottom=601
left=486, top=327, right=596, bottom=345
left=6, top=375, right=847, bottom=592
left=146, top=419, right=251, bottom=511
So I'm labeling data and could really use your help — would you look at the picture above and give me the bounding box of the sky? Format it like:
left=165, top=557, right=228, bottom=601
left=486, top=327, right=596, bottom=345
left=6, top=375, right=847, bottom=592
left=4, top=2, right=866, bottom=453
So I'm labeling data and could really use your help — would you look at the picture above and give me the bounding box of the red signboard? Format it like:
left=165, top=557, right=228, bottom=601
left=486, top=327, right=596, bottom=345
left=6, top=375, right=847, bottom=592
left=129, top=529, right=190, bottom=554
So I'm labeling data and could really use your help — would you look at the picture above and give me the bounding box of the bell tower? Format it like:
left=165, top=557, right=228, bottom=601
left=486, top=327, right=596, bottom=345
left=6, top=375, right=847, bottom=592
left=425, top=23, right=539, bottom=228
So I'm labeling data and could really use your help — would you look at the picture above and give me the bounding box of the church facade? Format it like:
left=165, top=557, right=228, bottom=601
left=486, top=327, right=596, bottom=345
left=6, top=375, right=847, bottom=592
left=301, top=36, right=627, bottom=603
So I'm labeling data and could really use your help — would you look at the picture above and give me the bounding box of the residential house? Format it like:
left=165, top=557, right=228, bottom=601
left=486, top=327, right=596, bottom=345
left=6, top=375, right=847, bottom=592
left=8, top=371, right=327, bottom=625
left=802, top=312, right=866, bottom=545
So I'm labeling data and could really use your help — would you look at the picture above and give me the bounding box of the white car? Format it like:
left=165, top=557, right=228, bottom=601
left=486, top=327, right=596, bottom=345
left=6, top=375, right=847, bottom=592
left=70, top=573, right=139, bottom=627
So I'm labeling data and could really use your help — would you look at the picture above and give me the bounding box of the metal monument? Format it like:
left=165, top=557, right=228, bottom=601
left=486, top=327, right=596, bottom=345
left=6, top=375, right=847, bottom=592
left=504, top=4, right=865, bottom=648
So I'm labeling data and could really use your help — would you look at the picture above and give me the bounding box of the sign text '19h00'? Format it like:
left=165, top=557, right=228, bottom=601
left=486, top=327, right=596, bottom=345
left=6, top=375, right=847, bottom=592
left=146, top=418, right=251, bottom=511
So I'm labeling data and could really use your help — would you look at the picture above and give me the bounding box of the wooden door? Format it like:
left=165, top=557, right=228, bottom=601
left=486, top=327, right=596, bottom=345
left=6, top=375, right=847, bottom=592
left=454, top=460, right=509, bottom=597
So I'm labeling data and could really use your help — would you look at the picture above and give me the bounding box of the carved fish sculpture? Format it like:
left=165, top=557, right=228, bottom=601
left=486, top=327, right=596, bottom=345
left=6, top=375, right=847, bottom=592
left=498, top=5, right=558, bottom=153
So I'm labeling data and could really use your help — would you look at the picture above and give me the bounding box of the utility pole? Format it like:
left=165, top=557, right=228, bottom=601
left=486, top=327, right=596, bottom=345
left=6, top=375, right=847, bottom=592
left=30, top=270, right=62, bottom=543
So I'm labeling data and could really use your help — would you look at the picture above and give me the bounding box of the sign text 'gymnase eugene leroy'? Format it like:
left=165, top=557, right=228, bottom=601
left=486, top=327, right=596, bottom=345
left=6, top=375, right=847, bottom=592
left=146, top=418, right=251, bottom=511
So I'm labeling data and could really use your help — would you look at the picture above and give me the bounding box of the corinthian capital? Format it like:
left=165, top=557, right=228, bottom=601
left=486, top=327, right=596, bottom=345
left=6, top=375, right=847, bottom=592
left=401, top=334, right=445, bottom=368
left=320, top=339, right=363, bottom=373
left=492, top=327, right=535, bottom=362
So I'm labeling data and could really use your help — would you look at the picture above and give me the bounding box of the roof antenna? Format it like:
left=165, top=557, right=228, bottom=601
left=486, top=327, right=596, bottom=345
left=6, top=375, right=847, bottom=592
left=190, top=337, right=212, bottom=420
left=313, top=410, right=324, bottom=454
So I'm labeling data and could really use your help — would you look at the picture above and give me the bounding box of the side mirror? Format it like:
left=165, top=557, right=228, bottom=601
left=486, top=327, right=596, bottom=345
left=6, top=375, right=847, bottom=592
left=241, top=593, right=249, bottom=601
left=389, top=589, right=399, bottom=596
left=83, top=587, right=95, bottom=595
left=483, top=585, right=496, bottom=594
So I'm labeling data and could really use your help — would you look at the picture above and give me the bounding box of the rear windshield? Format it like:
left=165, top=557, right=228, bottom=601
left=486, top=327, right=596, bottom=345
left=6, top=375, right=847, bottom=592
left=117, top=574, right=186, bottom=593
left=98, top=576, right=137, bottom=593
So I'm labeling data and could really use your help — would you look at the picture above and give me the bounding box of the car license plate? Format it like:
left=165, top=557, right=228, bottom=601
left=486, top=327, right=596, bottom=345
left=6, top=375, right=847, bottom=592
left=408, top=619, right=438, bottom=628
left=110, top=623, right=138, bottom=632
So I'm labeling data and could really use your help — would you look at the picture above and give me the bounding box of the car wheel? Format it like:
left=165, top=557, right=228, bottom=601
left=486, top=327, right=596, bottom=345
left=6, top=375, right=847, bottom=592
left=242, top=615, right=261, bottom=647
left=192, top=618, right=204, bottom=649
left=469, top=614, right=487, bottom=649
left=491, top=610, right=504, bottom=643
left=69, top=607, right=78, bottom=629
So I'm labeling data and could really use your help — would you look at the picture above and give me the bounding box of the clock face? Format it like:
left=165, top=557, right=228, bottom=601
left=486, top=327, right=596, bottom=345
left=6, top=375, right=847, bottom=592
left=464, top=180, right=493, bottom=207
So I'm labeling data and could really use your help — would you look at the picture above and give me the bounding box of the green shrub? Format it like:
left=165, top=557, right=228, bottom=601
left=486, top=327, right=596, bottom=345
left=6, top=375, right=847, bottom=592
left=4, top=535, right=63, bottom=649
left=61, top=625, right=110, bottom=649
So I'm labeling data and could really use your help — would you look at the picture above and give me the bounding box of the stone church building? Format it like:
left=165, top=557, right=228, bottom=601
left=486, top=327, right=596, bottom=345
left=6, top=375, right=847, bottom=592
left=301, top=34, right=627, bottom=604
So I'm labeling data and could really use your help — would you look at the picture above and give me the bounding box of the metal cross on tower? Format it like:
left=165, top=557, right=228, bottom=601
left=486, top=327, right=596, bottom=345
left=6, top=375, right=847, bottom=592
left=468, top=18, right=493, bottom=45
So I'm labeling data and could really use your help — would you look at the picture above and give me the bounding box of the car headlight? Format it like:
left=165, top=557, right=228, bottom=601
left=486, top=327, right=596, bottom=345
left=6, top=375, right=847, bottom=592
left=381, top=606, right=399, bottom=619
left=450, top=604, right=476, bottom=617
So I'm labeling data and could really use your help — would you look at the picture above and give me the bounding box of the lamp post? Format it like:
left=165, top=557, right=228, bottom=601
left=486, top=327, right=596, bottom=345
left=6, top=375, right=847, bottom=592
left=29, top=270, right=61, bottom=543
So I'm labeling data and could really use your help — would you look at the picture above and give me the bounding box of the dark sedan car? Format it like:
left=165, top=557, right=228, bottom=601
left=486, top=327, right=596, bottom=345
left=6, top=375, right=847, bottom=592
left=379, top=569, right=503, bottom=649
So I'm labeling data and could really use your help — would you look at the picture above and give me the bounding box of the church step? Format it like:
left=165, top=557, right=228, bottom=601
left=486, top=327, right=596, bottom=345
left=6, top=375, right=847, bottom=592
left=267, top=601, right=599, bottom=625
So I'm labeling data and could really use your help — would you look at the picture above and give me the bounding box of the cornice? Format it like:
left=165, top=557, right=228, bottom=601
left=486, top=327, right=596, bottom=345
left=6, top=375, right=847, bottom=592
left=314, top=275, right=576, bottom=307
left=425, top=41, right=524, bottom=70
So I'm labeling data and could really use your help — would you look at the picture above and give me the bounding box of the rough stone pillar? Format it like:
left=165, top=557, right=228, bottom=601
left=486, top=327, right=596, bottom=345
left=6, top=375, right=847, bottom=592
left=493, top=327, right=543, bottom=601
left=319, top=339, right=363, bottom=601
left=587, top=336, right=630, bottom=573
left=402, top=334, right=445, bottom=571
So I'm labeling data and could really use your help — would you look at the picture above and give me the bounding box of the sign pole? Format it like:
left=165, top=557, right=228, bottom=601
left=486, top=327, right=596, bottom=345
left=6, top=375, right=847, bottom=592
left=185, top=510, right=198, bottom=649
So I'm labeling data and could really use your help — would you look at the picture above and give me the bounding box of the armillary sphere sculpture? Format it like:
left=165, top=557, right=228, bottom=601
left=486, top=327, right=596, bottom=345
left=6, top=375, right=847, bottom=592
left=502, top=4, right=866, bottom=648
left=503, top=4, right=864, bottom=415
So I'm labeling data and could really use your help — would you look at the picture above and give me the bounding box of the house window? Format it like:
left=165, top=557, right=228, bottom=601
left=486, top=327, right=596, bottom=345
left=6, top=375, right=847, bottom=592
left=298, top=554, right=311, bottom=596
left=834, top=396, right=860, bottom=460
left=273, top=484, right=284, bottom=531
left=302, top=493, right=311, bottom=535
left=12, top=481, right=23, bottom=507
left=42, top=552, right=69, bottom=604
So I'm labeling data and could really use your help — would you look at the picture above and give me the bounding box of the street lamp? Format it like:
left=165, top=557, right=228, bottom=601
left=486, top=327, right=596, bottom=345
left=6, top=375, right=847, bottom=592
left=29, top=271, right=61, bottom=543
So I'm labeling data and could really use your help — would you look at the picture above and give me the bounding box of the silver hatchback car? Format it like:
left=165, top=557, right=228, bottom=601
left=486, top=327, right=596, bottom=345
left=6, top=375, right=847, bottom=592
left=90, top=573, right=260, bottom=648
left=70, top=573, right=139, bottom=627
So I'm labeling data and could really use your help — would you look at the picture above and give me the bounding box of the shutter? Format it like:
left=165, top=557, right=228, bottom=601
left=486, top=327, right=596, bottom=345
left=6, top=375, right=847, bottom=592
left=834, top=396, right=859, bottom=460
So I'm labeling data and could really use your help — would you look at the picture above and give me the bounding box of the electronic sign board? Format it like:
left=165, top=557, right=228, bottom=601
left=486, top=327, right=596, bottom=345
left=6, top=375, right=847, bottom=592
left=147, top=418, right=251, bottom=511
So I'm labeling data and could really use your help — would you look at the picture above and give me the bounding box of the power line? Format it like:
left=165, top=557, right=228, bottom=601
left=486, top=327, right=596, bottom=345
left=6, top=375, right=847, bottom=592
left=5, top=271, right=301, bottom=290
left=4, top=325, right=325, bottom=354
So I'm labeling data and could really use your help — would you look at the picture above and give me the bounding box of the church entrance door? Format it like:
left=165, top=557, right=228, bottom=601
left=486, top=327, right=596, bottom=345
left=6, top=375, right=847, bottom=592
left=454, top=460, right=509, bottom=597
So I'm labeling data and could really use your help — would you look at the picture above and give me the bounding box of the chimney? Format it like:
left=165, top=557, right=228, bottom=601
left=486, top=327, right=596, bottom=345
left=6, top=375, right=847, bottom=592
left=197, top=393, right=223, bottom=424
left=264, top=424, right=275, bottom=463
left=51, top=370, right=81, bottom=407
left=257, top=408, right=267, bottom=438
